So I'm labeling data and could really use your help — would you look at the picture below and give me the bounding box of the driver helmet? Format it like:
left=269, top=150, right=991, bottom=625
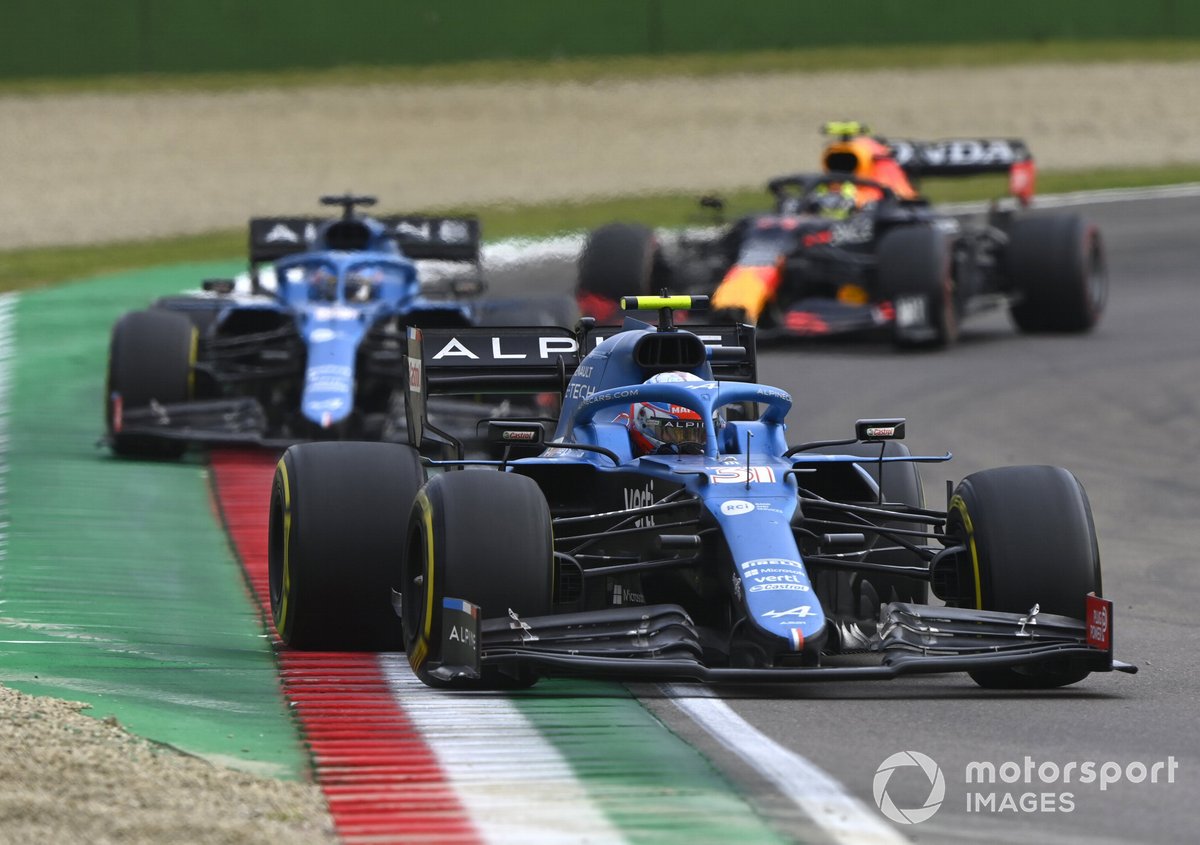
left=811, top=181, right=859, bottom=219
left=346, top=266, right=382, bottom=302
left=305, top=265, right=338, bottom=301
left=628, top=371, right=718, bottom=456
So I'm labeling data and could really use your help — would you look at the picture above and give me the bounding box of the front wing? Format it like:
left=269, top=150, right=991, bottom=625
left=106, top=394, right=509, bottom=451
left=425, top=599, right=1135, bottom=685
left=763, top=298, right=893, bottom=340
left=109, top=398, right=286, bottom=447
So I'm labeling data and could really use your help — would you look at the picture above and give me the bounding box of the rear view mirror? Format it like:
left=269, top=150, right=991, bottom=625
left=202, top=278, right=235, bottom=295
left=856, top=418, right=906, bottom=441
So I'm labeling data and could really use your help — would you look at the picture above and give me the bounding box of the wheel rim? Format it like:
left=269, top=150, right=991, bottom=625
left=1083, top=235, right=1108, bottom=319
left=402, top=501, right=435, bottom=669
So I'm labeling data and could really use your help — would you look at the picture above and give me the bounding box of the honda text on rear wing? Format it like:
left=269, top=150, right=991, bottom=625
left=820, top=121, right=1037, bottom=205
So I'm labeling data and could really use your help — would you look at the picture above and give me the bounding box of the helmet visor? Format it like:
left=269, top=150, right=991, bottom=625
left=649, top=417, right=706, bottom=445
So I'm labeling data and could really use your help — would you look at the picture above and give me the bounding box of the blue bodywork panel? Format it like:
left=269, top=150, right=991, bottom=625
left=518, top=327, right=827, bottom=653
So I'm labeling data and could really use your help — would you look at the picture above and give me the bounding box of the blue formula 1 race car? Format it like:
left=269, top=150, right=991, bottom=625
left=266, top=296, right=1134, bottom=690
left=104, top=194, right=573, bottom=458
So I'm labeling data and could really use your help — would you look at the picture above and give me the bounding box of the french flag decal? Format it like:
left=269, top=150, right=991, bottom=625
left=444, top=597, right=480, bottom=618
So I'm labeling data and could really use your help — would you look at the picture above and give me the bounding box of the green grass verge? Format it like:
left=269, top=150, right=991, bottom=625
left=3, top=163, right=1199, bottom=293
left=3, top=39, right=1200, bottom=95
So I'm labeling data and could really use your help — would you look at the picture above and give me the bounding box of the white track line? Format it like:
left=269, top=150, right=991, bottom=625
left=481, top=183, right=1200, bottom=267
left=662, top=684, right=908, bottom=845
left=398, top=181, right=1200, bottom=845
left=235, top=184, right=1200, bottom=288
left=0, top=295, right=15, bottom=583
left=941, top=182, right=1200, bottom=215
left=379, top=655, right=627, bottom=845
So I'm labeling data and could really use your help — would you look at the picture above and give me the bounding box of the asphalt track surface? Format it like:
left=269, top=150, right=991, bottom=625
left=484, top=194, right=1200, bottom=845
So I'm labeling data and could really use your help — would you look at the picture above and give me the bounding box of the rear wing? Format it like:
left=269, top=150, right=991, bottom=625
left=889, top=138, right=1036, bottom=204
left=247, top=214, right=481, bottom=265
left=248, top=217, right=321, bottom=264
left=404, top=321, right=757, bottom=452
left=378, top=215, right=481, bottom=262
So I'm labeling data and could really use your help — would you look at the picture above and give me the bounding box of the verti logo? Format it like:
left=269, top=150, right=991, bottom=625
left=873, top=750, right=945, bottom=824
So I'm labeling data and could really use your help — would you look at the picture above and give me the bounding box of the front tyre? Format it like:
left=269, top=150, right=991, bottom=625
left=946, top=465, right=1102, bottom=688
left=269, top=442, right=423, bottom=650
left=878, top=225, right=958, bottom=349
left=106, top=309, right=196, bottom=459
left=403, top=470, right=554, bottom=689
left=576, top=222, right=662, bottom=322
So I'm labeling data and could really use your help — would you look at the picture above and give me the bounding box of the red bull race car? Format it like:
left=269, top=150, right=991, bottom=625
left=577, top=122, right=1107, bottom=348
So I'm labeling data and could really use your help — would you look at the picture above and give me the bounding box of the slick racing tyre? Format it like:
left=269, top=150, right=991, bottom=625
left=577, top=222, right=662, bottom=322
left=878, top=224, right=958, bottom=349
left=106, top=309, right=196, bottom=459
left=402, top=470, right=554, bottom=689
left=946, top=465, right=1102, bottom=688
left=1006, top=213, right=1106, bottom=333
left=153, top=296, right=223, bottom=335
left=269, top=442, right=423, bottom=650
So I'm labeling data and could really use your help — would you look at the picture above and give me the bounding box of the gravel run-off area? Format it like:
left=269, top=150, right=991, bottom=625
left=1, top=61, right=1199, bottom=250
left=1, top=59, right=1198, bottom=843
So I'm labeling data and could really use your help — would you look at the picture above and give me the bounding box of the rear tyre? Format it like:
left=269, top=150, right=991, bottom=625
left=577, top=223, right=662, bottom=321
left=878, top=225, right=958, bottom=349
left=269, top=442, right=423, bottom=650
left=403, top=470, right=554, bottom=689
left=946, top=465, right=1102, bottom=688
left=1006, top=213, right=1106, bottom=333
left=106, top=309, right=196, bottom=459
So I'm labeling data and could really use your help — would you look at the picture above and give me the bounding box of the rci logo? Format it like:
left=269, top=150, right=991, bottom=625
left=873, top=750, right=945, bottom=825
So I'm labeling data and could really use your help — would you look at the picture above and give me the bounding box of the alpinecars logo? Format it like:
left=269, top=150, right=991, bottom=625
left=873, top=750, right=946, bottom=824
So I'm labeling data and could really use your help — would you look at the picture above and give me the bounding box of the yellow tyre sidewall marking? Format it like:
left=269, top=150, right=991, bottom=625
left=949, top=494, right=984, bottom=610
left=276, top=458, right=293, bottom=633
left=187, top=326, right=198, bottom=399
left=409, top=490, right=436, bottom=670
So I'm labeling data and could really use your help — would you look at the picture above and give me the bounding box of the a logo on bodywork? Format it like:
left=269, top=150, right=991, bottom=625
left=762, top=605, right=815, bottom=619
left=710, top=467, right=777, bottom=484
left=265, top=223, right=301, bottom=243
